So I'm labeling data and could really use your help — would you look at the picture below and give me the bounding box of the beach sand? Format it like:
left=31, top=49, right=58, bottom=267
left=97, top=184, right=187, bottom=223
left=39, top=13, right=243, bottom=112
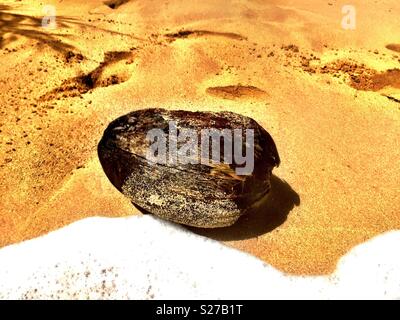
left=0, top=0, right=399, bottom=275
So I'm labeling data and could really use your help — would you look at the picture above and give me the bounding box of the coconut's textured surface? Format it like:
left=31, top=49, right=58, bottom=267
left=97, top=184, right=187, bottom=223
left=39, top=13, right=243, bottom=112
left=98, top=108, right=280, bottom=227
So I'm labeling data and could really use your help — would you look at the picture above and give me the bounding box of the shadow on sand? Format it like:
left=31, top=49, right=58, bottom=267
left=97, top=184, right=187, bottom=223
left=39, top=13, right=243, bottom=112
left=190, top=175, right=300, bottom=241
left=133, top=175, right=300, bottom=241
left=0, top=4, right=139, bottom=53
left=0, top=4, right=75, bottom=53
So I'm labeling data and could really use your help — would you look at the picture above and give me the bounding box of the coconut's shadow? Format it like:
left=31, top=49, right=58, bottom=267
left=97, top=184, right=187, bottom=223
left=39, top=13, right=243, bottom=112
left=134, top=175, right=300, bottom=241
left=190, top=175, right=300, bottom=241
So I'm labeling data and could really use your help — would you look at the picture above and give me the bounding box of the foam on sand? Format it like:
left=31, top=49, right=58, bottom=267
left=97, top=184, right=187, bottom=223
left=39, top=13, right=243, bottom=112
left=0, top=215, right=398, bottom=299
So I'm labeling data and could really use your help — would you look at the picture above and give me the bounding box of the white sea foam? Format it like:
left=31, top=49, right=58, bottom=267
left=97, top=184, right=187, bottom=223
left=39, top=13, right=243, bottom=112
left=0, top=215, right=398, bottom=299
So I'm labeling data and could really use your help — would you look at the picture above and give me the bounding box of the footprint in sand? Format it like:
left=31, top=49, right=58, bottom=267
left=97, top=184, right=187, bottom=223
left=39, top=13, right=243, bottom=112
left=299, top=56, right=400, bottom=103
left=165, top=30, right=247, bottom=42
left=385, top=44, right=400, bottom=53
left=41, top=51, right=135, bottom=100
left=351, top=69, right=400, bottom=91
left=206, top=85, right=267, bottom=100
left=103, top=0, right=131, bottom=10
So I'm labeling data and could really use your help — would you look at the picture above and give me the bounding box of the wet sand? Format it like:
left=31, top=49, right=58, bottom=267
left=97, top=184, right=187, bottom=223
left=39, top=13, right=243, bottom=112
left=1, top=215, right=399, bottom=299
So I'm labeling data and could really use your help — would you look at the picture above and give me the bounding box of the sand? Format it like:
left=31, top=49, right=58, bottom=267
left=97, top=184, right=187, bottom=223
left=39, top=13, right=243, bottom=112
left=0, top=0, right=399, bottom=275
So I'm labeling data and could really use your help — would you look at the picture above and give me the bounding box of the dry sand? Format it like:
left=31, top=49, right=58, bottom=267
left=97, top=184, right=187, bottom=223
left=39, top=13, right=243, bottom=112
left=0, top=0, right=399, bottom=275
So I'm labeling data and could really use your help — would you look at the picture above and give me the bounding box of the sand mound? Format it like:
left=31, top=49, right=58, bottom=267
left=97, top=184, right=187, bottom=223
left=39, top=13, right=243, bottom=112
left=41, top=51, right=135, bottom=100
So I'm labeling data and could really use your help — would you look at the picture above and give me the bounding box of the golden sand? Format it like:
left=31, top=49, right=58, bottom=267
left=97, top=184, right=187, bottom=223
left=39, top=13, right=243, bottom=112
left=0, top=0, right=399, bottom=275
